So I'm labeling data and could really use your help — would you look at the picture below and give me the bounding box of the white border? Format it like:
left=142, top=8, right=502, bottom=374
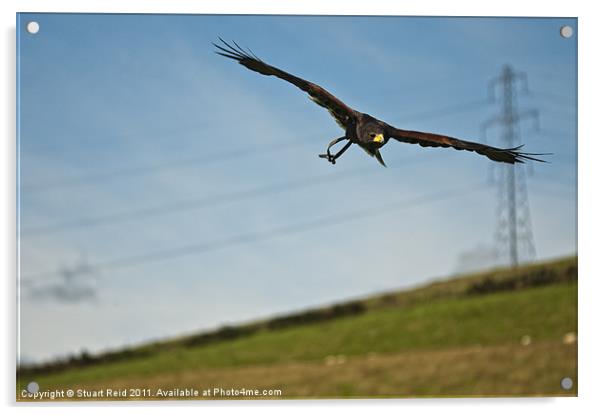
left=3, top=1, right=600, bottom=414
left=0, top=0, right=585, bottom=16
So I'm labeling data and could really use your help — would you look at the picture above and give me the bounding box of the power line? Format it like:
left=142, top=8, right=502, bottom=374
left=537, top=106, right=577, bottom=124
left=530, top=90, right=576, bottom=108
left=394, top=98, right=492, bottom=124
left=21, top=181, right=488, bottom=286
left=534, top=127, right=576, bottom=141
left=531, top=181, right=576, bottom=196
left=21, top=99, right=496, bottom=193
left=21, top=154, right=447, bottom=236
left=530, top=172, right=576, bottom=189
left=20, top=139, right=311, bottom=192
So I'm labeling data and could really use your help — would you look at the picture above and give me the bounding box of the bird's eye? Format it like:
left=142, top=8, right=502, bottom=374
left=369, top=133, right=376, bottom=137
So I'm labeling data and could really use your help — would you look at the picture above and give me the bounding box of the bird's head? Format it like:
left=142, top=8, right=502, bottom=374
left=360, top=123, right=387, bottom=148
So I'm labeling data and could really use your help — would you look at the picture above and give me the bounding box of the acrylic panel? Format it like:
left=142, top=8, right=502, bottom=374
left=16, top=13, right=577, bottom=401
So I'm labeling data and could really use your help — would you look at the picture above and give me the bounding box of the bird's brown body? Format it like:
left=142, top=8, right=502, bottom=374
left=214, top=39, right=546, bottom=167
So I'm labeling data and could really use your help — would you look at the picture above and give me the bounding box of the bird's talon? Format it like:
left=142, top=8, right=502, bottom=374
left=319, top=152, right=337, bottom=164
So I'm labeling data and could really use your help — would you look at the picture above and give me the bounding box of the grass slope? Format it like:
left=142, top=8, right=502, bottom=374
left=18, top=256, right=577, bottom=399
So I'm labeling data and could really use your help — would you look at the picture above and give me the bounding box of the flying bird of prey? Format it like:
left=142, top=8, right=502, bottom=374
left=214, top=39, right=546, bottom=167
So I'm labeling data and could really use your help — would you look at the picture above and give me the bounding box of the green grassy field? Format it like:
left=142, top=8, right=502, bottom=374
left=17, top=256, right=577, bottom=400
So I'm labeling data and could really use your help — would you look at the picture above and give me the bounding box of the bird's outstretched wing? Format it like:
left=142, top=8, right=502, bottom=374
left=214, top=38, right=356, bottom=129
left=386, top=126, right=547, bottom=164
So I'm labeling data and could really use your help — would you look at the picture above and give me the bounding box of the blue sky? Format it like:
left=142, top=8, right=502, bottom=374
left=17, top=14, right=576, bottom=363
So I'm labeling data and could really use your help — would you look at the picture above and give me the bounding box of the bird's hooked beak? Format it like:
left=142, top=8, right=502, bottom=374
left=373, top=133, right=385, bottom=144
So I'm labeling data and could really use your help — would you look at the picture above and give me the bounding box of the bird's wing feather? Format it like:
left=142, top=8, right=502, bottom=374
left=386, top=126, right=547, bottom=164
left=214, top=38, right=356, bottom=129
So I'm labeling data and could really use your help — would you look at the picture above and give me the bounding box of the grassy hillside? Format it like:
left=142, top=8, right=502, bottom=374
left=17, top=256, right=577, bottom=399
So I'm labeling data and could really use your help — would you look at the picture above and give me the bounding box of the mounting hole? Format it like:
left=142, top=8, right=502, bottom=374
left=27, top=381, right=39, bottom=394
left=560, top=25, right=573, bottom=39
left=26, top=21, right=40, bottom=34
left=560, top=377, right=573, bottom=390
